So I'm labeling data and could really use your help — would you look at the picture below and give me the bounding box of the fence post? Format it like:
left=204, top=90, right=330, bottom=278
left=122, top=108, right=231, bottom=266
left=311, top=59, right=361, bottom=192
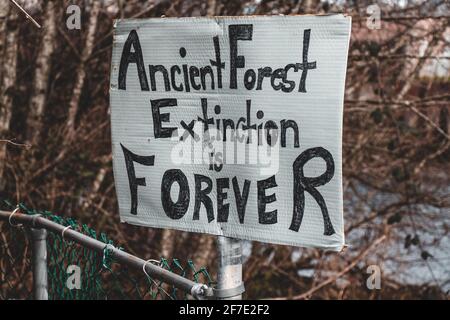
left=215, top=236, right=245, bottom=300
left=30, top=227, right=48, bottom=300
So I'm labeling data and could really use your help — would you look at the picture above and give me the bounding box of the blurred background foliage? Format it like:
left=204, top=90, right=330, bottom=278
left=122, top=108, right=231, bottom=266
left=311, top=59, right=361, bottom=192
left=0, top=0, right=449, bottom=299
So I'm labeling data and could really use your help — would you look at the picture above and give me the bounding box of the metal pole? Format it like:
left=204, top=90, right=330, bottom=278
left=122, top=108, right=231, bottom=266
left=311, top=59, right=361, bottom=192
left=216, top=236, right=244, bottom=300
left=30, top=227, right=48, bottom=300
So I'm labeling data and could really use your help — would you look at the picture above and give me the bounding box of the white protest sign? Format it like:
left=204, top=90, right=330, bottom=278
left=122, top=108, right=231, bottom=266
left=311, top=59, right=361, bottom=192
left=110, top=15, right=351, bottom=250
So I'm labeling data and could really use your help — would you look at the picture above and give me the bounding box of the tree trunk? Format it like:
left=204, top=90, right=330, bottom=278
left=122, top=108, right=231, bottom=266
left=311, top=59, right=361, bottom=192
left=0, top=0, right=9, bottom=80
left=160, top=229, right=175, bottom=258
left=26, top=0, right=58, bottom=147
left=193, top=235, right=215, bottom=268
left=0, top=2, right=19, bottom=189
left=66, top=1, right=102, bottom=139
left=82, top=154, right=111, bottom=209
left=207, top=0, right=216, bottom=16
left=296, top=0, right=320, bottom=13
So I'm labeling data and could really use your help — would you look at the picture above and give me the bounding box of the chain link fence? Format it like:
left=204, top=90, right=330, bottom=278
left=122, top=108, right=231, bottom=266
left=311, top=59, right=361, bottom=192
left=0, top=200, right=214, bottom=300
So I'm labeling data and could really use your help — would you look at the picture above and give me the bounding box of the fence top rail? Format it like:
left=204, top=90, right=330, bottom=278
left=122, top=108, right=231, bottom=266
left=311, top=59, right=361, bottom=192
left=0, top=209, right=212, bottom=300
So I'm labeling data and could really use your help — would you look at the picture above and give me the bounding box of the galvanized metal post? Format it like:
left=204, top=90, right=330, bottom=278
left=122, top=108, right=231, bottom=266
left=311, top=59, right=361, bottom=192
left=216, top=236, right=245, bottom=300
left=30, top=227, right=48, bottom=300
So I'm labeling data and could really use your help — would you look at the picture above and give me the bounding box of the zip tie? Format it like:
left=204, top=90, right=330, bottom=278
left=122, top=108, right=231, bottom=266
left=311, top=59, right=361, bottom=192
left=142, top=259, right=160, bottom=276
left=8, top=207, right=23, bottom=227
left=61, top=225, right=71, bottom=239
left=61, top=225, right=75, bottom=245
left=142, top=259, right=174, bottom=300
